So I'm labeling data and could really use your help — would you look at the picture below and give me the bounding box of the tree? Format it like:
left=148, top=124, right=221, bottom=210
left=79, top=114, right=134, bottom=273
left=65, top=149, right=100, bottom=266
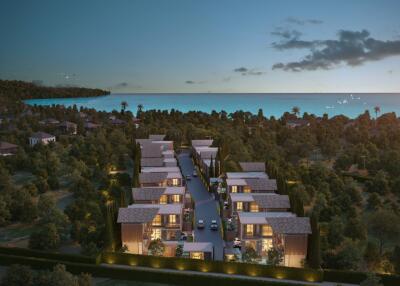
left=137, top=104, right=143, bottom=118
left=391, top=246, right=400, bottom=274
left=364, top=241, right=380, bottom=271
left=148, top=239, right=165, bottom=256
left=175, top=244, right=183, bottom=257
left=37, top=194, right=56, bottom=218
left=242, top=246, right=259, bottom=263
left=81, top=241, right=99, bottom=257
left=29, top=223, right=60, bottom=250
left=267, top=246, right=284, bottom=266
left=292, top=106, right=300, bottom=117
left=367, top=193, right=382, bottom=210
left=208, top=156, right=214, bottom=178
left=374, top=106, right=381, bottom=119
left=0, top=199, right=11, bottom=226
left=121, top=101, right=128, bottom=113
left=0, top=264, right=34, bottom=286
left=308, top=213, right=321, bottom=269
left=368, top=210, right=400, bottom=254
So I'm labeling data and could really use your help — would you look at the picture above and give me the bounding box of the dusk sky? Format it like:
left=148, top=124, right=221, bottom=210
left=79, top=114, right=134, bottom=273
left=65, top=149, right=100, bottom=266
left=1, top=0, right=400, bottom=93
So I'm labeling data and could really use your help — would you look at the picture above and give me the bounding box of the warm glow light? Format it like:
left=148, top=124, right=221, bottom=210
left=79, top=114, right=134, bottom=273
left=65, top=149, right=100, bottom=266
left=225, top=268, right=235, bottom=274
left=130, top=260, right=137, bottom=266
left=201, top=266, right=209, bottom=272
left=275, top=273, right=285, bottom=279
left=306, top=275, right=315, bottom=282
left=248, top=271, right=258, bottom=276
left=152, top=263, right=161, bottom=268
left=107, top=259, right=115, bottom=264
left=176, top=264, right=185, bottom=271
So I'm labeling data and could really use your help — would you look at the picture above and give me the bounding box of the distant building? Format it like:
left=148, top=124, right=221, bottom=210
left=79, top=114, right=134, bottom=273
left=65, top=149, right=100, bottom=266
left=0, top=141, right=18, bottom=156
left=286, top=119, right=310, bottom=129
left=59, top=121, right=77, bottom=134
left=182, top=242, right=213, bottom=260
left=84, top=122, right=101, bottom=131
left=226, top=177, right=277, bottom=194
left=29, top=132, right=56, bottom=146
left=239, top=162, right=266, bottom=172
left=39, top=118, right=60, bottom=125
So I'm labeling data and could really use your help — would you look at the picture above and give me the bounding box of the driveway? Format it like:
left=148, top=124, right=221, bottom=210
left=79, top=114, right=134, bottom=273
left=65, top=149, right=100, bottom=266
left=177, top=151, right=224, bottom=261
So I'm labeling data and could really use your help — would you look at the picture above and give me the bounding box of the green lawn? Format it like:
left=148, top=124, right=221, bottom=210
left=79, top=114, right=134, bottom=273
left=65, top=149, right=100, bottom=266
left=11, top=171, right=35, bottom=186
left=0, top=223, right=39, bottom=244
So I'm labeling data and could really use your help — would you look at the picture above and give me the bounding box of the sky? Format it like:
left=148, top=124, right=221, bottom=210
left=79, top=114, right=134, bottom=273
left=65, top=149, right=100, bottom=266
left=1, top=0, right=400, bottom=93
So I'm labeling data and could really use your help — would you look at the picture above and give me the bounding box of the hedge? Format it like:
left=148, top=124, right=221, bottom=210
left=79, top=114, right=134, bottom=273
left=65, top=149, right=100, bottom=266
left=0, top=246, right=100, bottom=265
left=0, top=253, right=312, bottom=286
left=101, top=252, right=323, bottom=283
left=324, top=269, right=400, bottom=286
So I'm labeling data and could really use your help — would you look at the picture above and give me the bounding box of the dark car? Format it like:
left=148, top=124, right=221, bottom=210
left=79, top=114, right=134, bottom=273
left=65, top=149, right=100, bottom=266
left=197, top=219, right=205, bottom=229
left=186, top=174, right=191, bottom=181
left=193, top=170, right=198, bottom=177
left=210, top=220, right=218, bottom=231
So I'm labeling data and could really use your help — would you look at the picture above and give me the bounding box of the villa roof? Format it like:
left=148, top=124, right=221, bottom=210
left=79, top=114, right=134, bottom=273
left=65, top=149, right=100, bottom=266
left=238, top=213, right=311, bottom=234
left=139, top=172, right=168, bottom=183
left=132, top=187, right=185, bottom=201
left=141, top=157, right=165, bottom=167
left=226, top=172, right=268, bottom=179
left=128, top=203, right=183, bottom=215
left=239, top=162, right=266, bottom=172
left=30, top=131, right=55, bottom=139
left=0, top=141, right=18, bottom=150
left=117, top=207, right=158, bottom=223
left=191, top=139, right=213, bottom=147
left=141, top=166, right=180, bottom=173
left=252, top=194, right=290, bottom=209
left=84, top=122, right=101, bottom=129
left=59, top=121, right=77, bottom=128
left=141, top=143, right=162, bottom=158
left=149, top=134, right=166, bottom=140
left=183, top=242, right=213, bottom=253
left=245, top=178, right=277, bottom=191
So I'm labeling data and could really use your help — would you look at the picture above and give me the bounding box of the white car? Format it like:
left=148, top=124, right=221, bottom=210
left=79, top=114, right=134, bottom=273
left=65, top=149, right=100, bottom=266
left=210, top=220, right=218, bottom=231
left=193, top=170, right=198, bottom=177
left=233, top=237, right=241, bottom=249
left=197, top=219, right=205, bottom=229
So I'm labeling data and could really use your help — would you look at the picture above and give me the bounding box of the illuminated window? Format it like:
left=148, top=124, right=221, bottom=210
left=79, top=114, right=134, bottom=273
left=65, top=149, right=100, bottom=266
left=159, top=195, right=167, bottom=204
left=151, top=229, right=161, bottom=240
left=172, top=195, right=180, bottom=203
left=152, top=215, right=162, bottom=226
left=231, top=185, right=237, bottom=193
left=250, top=203, right=259, bottom=212
left=190, top=252, right=204, bottom=260
left=169, top=214, right=176, bottom=224
left=236, top=202, right=243, bottom=211
left=262, top=225, right=273, bottom=236
left=172, top=178, right=179, bottom=186
left=244, top=187, right=251, bottom=193
left=246, top=224, right=254, bottom=236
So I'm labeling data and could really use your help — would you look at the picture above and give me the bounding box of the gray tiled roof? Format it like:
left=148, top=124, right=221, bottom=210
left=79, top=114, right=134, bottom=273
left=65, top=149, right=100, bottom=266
left=30, top=131, right=55, bottom=139
left=117, top=207, right=158, bottom=223
left=133, top=187, right=165, bottom=201
left=191, top=139, right=213, bottom=147
left=141, top=143, right=162, bottom=158
left=252, top=194, right=290, bottom=209
left=267, top=217, right=311, bottom=234
left=149, top=134, right=166, bottom=140
left=200, top=150, right=218, bottom=160
left=0, top=141, right=18, bottom=150
left=139, top=172, right=168, bottom=183
left=245, top=178, right=277, bottom=191
left=239, top=162, right=266, bottom=172
left=141, top=157, right=164, bottom=167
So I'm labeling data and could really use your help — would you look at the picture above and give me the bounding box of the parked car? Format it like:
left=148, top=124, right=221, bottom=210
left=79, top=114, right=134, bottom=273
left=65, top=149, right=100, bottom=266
left=180, top=232, right=188, bottom=241
left=233, top=237, right=241, bottom=249
left=210, top=220, right=218, bottom=231
left=193, top=170, right=198, bottom=177
left=186, top=174, right=191, bottom=180
left=197, top=219, right=205, bottom=229
left=223, top=201, right=229, bottom=209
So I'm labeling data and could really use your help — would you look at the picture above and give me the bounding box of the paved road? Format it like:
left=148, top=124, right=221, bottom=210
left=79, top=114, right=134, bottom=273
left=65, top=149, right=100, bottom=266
left=177, top=151, right=224, bottom=261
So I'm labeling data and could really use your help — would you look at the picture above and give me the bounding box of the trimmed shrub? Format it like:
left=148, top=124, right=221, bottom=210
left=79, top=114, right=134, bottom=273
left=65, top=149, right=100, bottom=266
left=101, top=252, right=323, bottom=282
left=324, top=269, right=400, bottom=286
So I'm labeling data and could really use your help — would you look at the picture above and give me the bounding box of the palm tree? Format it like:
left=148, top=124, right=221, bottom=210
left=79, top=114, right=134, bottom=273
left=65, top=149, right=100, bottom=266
left=374, top=106, right=381, bottom=119
left=121, top=101, right=128, bottom=113
left=292, top=106, right=300, bottom=117
left=137, top=104, right=143, bottom=118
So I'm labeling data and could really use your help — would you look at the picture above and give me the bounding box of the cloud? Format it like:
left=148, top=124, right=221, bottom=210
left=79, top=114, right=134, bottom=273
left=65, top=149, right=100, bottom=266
left=286, top=17, right=323, bottom=25
left=271, top=28, right=302, bottom=39
left=271, top=28, right=318, bottom=50
left=115, top=82, right=129, bottom=88
left=272, top=29, right=400, bottom=72
left=110, top=82, right=142, bottom=90
left=233, top=67, right=266, bottom=76
left=185, top=80, right=206, bottom=84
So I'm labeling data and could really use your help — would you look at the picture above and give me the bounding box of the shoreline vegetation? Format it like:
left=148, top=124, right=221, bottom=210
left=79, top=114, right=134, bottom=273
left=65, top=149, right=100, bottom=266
left=0, top=80, right=110, bottom=106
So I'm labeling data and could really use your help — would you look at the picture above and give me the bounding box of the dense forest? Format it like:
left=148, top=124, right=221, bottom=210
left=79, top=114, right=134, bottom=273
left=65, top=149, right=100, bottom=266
left=0, top=80, right=110, bottom=106
left=0, top=81, right=400, bottom=275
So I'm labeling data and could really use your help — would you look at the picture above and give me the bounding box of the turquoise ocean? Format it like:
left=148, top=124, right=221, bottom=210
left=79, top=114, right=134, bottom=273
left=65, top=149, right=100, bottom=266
left=25, top=93, right=400, bottom=118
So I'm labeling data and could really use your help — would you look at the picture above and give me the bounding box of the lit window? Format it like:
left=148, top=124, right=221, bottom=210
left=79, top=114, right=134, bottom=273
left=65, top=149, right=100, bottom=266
left=169, top=214, right=176, bottom=224
left=190, top=252, right=204, bottom=260
left=152, top=215, right=162, bottom=226
left=172, top=178, right=179, bottom=186
left=151, top=229, right=161, bottom=240
left=231, top=186, right=237, bottom=193
left=244, top=186, right=251, bottom=193
left=250, top=203, right=259, bottom=212
left=236, top=202, right=243, bottom=211
left=159, top=195, right=167, bottom=204
left=172, top=195, right=180, bottom=203
left=246, top=224, right=254, bottom=236
left=262, top=225, right=273, bottom=236
left=261, top=238, right=273, bottom=253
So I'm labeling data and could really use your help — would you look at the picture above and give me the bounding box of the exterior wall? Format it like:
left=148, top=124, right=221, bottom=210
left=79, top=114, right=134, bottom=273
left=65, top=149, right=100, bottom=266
left=0, top=147, right=18, bottom=155
left=29, top=137, right=56, bottom=146
left=121, top=223, right=145, bottom=254
left=283, top=234, right=308, bottom=267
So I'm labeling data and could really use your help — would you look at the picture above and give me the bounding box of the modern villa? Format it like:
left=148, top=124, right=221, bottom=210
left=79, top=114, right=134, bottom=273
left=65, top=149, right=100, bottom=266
left=228, top=193, right=290, bottom=216
left=132, top=187, right=186, bottom=204
left=29, top=131, right=56, bottom=146
left=226, top=177, right=278, bottom=194
left=237, top=212, right=311, bottom=267
left=118, top=203, right=184, bottom=256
